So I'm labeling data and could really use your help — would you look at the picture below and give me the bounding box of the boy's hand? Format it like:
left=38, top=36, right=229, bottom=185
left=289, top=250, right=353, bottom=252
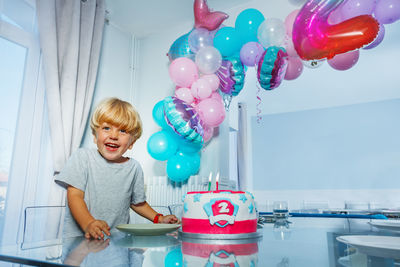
left=84, top=220, right=111, bottom=239
left=159, top=214, right=180, bottom=224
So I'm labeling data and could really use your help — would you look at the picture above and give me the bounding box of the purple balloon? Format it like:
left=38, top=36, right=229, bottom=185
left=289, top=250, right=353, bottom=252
left=363, top=24, right=385, bottom=49
left=240, top=42, right=265, bottom=66
left=374, top=0, right=400, bottom=24
left=340, top=0, right=376, bottom=20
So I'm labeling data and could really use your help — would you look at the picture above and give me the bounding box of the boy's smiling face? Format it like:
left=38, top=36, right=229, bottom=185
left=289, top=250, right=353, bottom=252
left=94, top=122, right=135, bottom=163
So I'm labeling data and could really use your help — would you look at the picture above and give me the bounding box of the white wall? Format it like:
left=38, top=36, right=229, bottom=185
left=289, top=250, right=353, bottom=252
left=81, top=22, right=135, bottom=148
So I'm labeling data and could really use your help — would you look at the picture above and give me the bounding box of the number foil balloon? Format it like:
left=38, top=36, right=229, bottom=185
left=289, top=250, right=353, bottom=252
left=163, top=96, right=204, bottom=145
left=216, top=57, right=245, bottom=96
left=168, top=32, right=194, bottom=62
left=257, top=46, right=288, bottom=90
left=194, top=0, right=228, bottom=31
left=292, top=0, right=380, bottom=60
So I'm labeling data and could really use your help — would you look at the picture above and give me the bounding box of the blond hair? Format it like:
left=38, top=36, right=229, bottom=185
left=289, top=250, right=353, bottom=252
left=90, top=98, right=142, bottom=141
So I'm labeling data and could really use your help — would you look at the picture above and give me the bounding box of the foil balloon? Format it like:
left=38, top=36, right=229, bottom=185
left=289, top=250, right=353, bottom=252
left=257, top=46, right=288, bottom=90
left=168, top=32, right=194, bottom=62
left=194, top=0, right=229, bottom=31
left=163, top=96, right=204, bottom=145
left=216, top=57, right=245, bottom=97
left=292, top=0, right=380, bottom=60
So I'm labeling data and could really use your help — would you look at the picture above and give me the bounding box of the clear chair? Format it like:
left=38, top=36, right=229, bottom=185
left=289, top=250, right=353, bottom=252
left=168, top=204, right=183, bottom=221
left=22, top=205, right=65, bottom=250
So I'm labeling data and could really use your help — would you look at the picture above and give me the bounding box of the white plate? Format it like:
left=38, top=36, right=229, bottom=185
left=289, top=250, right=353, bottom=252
left=369, top=220, right=400, bottom=232
left=116, top=223, right=181, bottom=236
left=336, top=235, right=400, bottom=259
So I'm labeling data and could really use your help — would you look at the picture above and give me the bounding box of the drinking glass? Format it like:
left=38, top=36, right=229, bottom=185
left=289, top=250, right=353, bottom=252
left=273, top=201, right=289, bottom=220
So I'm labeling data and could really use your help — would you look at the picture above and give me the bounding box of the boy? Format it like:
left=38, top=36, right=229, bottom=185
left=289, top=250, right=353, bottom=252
left=56, top=98, right=178, bottom=239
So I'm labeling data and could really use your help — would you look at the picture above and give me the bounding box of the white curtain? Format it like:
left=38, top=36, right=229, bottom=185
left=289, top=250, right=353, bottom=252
left=36, top=0, right=105, bottom=174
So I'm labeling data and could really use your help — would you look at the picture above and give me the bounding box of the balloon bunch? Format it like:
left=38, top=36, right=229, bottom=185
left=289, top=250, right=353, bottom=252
left=148, top=0, right=398, bottom=182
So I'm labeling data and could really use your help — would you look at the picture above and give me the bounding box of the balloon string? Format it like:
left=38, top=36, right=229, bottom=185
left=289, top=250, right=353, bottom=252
left=254, top=64, right=262, bottom=124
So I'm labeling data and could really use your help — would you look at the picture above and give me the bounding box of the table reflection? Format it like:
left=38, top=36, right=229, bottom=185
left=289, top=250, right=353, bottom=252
left=1, top=218, right=399, bottom=266
left=181, top=238, right=259, bottom=266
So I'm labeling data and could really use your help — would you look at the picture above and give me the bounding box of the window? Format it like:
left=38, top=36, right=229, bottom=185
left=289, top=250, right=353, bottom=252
left=0, top=0, right=53, bottom=245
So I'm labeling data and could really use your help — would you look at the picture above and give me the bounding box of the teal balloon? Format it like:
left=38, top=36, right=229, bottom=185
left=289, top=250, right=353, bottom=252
left=173, top=134, right=202, bottom=153
left=235, top=9, right=265, bottom=43
left=164, top=248, right=183, bottom=267
left=152, top=100, right=168, bottom=129
left=213, top=27, right=242, bottom=58
left=147, top=130, right=177, bottom=161
left=168, top=32, right=195, bottom=62
left=166, top=154, right=192, bottom=182
left=177, top=151, right=201, bottom=175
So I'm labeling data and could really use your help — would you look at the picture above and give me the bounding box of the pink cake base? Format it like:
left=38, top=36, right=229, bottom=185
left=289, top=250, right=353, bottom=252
left=182, top=218, right=257, bottom=234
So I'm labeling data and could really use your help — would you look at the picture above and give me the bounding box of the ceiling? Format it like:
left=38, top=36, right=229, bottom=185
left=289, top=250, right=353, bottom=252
left=104, top=0, right=252, bottom=38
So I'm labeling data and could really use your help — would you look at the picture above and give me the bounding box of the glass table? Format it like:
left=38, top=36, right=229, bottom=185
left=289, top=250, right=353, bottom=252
left=0, top=217, right=399, bottom=266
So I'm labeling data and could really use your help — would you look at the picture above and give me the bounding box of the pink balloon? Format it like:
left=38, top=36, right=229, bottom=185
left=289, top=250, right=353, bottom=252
left=203, top=126, right=214, bottom=142
left=201, top=74, right=220, bottom=91
left=285, top=39, right=299, bottom=57
left=197, top=98, right=226, bottom=127
left=284, top=56, right=304, bottom=80
left=285, top=9, right=300, bottom=38
left=327, top=50, right=360, bottom=71
left=363, top=23, right=385, bottom=49
left=169, top=58, right=199, bottom=87
left=175, top=87, right=194, bottom=104
left=191, top=78, right=212, bottom=100
left=210, top=92, right=223, bottom=102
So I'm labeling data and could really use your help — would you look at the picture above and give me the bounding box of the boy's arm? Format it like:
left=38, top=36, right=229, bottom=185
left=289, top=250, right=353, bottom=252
left=67, top=186, right=110, bottom=239
left=130, top=202, right=179, bottom=224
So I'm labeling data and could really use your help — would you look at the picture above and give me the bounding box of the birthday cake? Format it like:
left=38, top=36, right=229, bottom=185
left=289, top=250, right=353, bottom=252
left=181, top=240, right=259, bottom=266
left=181, top=190, right=258, bottom=235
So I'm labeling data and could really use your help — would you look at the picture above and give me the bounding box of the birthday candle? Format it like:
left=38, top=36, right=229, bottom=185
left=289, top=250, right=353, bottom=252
left=216, top=172, right=219, bottom=191
left=208, top=172, right=212, bottom=191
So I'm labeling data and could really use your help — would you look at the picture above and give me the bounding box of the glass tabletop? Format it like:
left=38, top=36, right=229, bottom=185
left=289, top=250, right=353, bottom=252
left=0, top=217, right=399, bottom=267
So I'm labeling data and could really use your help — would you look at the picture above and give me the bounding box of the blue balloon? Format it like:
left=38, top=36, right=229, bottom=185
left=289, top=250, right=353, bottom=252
left=164, top=248, right=183, bottom=267
left=166, top=154, right=192, bottom=182
left=213, top=27, right=242, bottom=58
left=147, top=130, right=177, bottom=161
left=152, top=100, right=169, bottom=129
left=235, top=9, right=265, bottom=43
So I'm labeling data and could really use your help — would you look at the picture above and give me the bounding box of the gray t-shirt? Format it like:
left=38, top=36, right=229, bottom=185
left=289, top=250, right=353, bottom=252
left=55, top=148, right=146, bottom=238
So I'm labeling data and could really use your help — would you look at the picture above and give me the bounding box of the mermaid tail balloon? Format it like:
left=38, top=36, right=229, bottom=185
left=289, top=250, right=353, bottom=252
left=292, top=0, right=379, bottom=60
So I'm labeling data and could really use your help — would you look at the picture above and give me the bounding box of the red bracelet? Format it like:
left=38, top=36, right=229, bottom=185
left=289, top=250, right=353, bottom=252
left=153, top=213, right=163, bottom=223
